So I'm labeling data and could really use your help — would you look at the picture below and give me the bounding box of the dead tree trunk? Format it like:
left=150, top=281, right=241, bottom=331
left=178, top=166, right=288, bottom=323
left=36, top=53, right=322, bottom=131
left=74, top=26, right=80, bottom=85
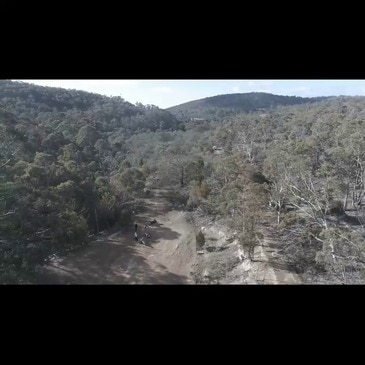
left=343, top=182, right=349, bottom=211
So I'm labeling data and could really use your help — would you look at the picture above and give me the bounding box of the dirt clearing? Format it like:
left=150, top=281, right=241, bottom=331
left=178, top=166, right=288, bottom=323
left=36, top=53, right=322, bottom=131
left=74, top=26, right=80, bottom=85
left=38, top=190, right=197, bottom=284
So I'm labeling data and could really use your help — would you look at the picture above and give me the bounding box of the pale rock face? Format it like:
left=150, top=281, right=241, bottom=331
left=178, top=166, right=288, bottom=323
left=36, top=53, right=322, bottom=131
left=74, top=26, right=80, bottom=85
left=191, top=211, right=301, bottom=285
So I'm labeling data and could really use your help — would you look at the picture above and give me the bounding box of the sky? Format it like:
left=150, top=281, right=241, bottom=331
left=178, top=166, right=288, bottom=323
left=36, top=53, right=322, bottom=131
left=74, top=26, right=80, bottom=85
left=13, top=80, right=365, bottom=109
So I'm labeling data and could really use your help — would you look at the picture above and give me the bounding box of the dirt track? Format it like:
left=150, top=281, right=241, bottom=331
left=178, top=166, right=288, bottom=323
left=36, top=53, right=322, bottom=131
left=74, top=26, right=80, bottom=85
left=39, top=190, right=197, bottom=284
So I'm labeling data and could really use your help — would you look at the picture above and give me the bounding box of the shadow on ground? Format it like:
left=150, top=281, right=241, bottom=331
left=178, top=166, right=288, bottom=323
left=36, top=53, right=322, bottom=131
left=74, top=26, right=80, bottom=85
left=134, top=221, right=181, bottom=247
left=36, top=233, right=188, bottom=285
left=35, top=189, right=191, bottom=285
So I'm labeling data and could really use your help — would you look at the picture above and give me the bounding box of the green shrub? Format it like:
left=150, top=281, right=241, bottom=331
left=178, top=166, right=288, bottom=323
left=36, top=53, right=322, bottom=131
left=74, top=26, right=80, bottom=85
left=165, top=188, right=189, bottom=206
left=196, top=231, right=205, bottom=249
left=278, top=212, right=304, bottom=229
left=329, top=200, right=344, bottom=216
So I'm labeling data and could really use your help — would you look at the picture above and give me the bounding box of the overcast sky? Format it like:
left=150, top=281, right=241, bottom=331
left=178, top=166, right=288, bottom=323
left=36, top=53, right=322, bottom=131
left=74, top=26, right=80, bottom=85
left=13, top=80, right=365, bottom=109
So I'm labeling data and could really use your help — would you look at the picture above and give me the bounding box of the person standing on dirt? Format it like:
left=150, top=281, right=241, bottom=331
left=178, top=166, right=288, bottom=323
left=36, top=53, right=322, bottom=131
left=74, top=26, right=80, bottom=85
left=134, top=223, right=138, bottom=232
left=134, top=231, right=138, bottom=242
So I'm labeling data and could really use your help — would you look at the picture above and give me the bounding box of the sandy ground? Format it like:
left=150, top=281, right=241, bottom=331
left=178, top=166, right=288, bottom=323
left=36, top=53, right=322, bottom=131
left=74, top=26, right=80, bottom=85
left=38, top=190, right=197, bottom=284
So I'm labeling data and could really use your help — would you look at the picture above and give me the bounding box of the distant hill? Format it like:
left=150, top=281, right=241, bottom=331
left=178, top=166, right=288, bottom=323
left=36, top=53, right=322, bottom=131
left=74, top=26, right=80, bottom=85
left=167, top=92, right=330, bottom=121
left=0, top=80, right=183, bottom=135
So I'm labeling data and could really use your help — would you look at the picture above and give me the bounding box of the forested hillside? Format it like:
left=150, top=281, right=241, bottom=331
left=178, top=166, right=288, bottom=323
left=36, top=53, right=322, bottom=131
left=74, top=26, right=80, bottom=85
left=1, top=80, right=365, bottom=284
left=0, top=81, right=183, bottom=282
left=167, top=92, right=328, bottom=121
left=195, top=97, right=365, bottom=283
